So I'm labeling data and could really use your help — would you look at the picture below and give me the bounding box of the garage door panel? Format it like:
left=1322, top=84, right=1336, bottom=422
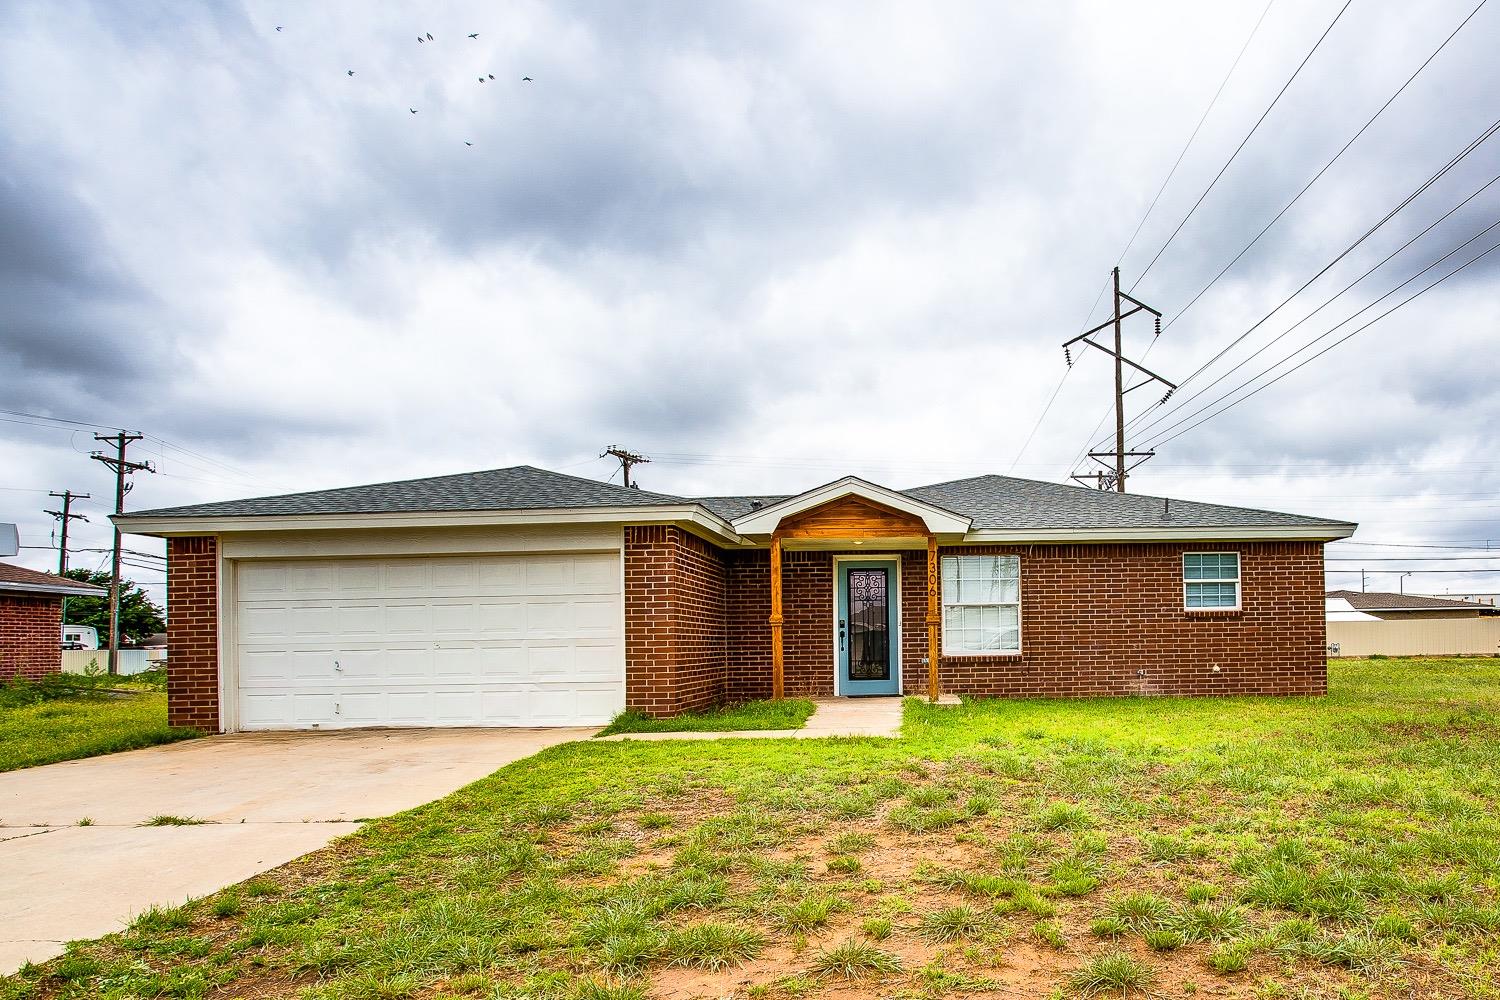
left=236, top=552, right=623, bottom=729
left=479, top=645, right=529, bottom=679
left=290, top=563, right=338, bottom=594
left=386, top=602, right=433, bottom=635
left=479, top=688, right=528, bottom=726
left=474, top=600, right=526, bottom=634
left=240, top=648, right=336, bottom=685
left=570, top=597, right=622, bottom=632
left=477, top=560, right=527, bottom=591
left=574, top=641, right=624, bottom=681
left=384, top=561, right=431, bottom=591
left=238, top=604, right=291, bottom=641
left=335, top=603, right=383, bottom=636
left=335, top=562, right=382, bottom=593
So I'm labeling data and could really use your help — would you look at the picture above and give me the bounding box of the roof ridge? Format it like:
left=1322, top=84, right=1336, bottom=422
left=518, top=464, right=682, bottom=501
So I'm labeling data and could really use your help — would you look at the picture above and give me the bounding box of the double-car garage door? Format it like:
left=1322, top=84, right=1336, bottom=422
left=233, top=552, right=623, bottom=729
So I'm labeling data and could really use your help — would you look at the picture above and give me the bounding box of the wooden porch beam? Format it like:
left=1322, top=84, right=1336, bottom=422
left=926, top=534, right=940, bottom=702
left=770, top=532, right=784, bottom=700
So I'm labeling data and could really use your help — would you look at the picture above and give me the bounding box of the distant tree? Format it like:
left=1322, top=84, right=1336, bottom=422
left=61, top=569, right=165, bottom=644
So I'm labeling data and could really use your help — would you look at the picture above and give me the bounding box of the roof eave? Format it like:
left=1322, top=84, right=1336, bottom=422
left=113, top=504, right=747, bottom=545
left=0, top=581, right=108, bottom=598
left=961, top=523, right=1357, bottom=543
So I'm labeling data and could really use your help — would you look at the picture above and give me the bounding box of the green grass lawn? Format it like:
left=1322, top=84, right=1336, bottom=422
left=596, top=698, right=816, bottom=736
left=0, top=674, right=199, bottom=772
left=5, top=658, right=1499, bottom=1000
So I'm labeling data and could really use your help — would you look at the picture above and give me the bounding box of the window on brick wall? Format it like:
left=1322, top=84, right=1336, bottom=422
left=1184, top=552, right=1240, bottom=609
left=941, top=555, right=1020, bottom=654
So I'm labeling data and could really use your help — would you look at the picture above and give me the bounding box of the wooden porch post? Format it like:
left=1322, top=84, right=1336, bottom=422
left=770, top=533, right=785, bottom=700
left=926, top=534, right=940, bottom=702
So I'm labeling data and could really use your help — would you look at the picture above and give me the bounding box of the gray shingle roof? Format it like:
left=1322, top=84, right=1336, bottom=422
left=903, top=474, right=1352, bottom=531
left=121, top=465, right=1353, bottom=535
left=125, top=466, right=682, bottom=519
left=0, top=562, right=108, bottom=597
left=1326, top=590, right=1497, bottom=612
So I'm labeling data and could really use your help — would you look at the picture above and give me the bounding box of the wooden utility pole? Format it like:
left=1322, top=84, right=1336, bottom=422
left=44, top=490, right=90, bottom=575
left=91, top=433, right=153, bottom=675
left=601, top=445, right=650, bottom=489
left=1062, top=268, right=1176, bottom=492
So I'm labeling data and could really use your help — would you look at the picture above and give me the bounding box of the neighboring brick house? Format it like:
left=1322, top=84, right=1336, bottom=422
left=115, top=466, right=1356, bottom=732
left=1326, top=589, right=1499, bottom=620
left=0, top=563, right=107, bottom=682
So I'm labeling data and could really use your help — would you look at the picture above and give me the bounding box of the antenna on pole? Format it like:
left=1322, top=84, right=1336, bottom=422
left=1062, top=268, right=1175, bottom=492
left=601, top=445, right=650, bottom=489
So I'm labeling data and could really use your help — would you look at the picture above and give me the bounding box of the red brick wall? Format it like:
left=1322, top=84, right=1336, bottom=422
left=623, top=526, right=727, bottom=716
left=917, top=542, right=1325, bottom=697
left=167, top=536, right=220, bottom=730
left=0, top=595, right=63, bottom=681
left=715, top=541, right=1326, bottom=701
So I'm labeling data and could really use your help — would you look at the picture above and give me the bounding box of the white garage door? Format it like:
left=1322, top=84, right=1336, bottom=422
left=233, top=553, right=623, bottom=729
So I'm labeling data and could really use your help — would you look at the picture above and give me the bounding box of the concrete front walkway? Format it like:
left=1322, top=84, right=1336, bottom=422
left=595, top=695, right=906, bottom=741
left=0, top=727, right=590, bottom=974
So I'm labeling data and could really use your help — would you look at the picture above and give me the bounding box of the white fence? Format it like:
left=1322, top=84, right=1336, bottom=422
left=1328, top=618, right=1500, bottom=658
left=61, top=649, right=155, bottom=676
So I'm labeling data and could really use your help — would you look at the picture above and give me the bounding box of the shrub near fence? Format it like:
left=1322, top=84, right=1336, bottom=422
left=1327, top=618, right=1500, bottom=657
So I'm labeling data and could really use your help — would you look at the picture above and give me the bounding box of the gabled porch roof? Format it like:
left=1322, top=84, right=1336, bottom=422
left=729, top=476, right=972, bottom=538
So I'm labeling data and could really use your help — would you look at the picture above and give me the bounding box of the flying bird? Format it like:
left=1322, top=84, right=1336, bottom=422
left=275, top=25, right=282, bottom=32
left=409, top=107, right=418, bottom=114
left=417, top=36, right=424, bottom=43
left=488, top=74, right=494, bottom=79
left=478, top=76, right=485, bottom=83
left=522, top=76, right=532, bottom=82
left=465, top=141, right=473, bottom=146
left=468, top=33, right=479, bottom=39
left=347, top=69, right=355, bottom=76
left=426, top=32, right=433, bottom=40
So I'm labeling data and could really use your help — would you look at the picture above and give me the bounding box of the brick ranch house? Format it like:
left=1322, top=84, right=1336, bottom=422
left=0, top=563, right=107, bottom=682
left=114, top=466, right=1356, bottom=733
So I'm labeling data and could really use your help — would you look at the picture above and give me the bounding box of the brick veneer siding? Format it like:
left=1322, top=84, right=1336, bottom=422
left=623, top=526, right=728, bottom=716
left=0, top=595, right=64, bottom=682
left=714, top=540, right=1327, bottom=702
left=167, top=536, right=220, bottom=730
left=915, top=542, right=1325, bottom=697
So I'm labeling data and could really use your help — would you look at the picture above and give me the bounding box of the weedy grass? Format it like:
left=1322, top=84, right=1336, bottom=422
left=1069, top=950, right=1156, bottom=996
left=808, top=939, right=903, bottom=979
left=5, top=658, right=1497, bottom=1000
left=0, top=685, right=196, bottom=772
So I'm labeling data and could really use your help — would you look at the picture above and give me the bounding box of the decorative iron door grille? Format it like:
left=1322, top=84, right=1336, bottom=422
left=846, top=568, right=890, bottom=681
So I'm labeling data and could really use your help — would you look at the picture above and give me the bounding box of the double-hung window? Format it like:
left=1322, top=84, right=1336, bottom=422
left=941, top=555, right=1021, bottom=654
left=1184, top=552, right=1240, bottom=609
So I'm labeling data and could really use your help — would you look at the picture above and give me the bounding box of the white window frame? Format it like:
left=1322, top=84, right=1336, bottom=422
left=1183, top=551, right=1241, bottom=611
left=940, top=554, right=1022, bottom=656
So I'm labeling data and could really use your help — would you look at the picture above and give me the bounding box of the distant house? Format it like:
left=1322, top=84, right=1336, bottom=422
left=0, top=563, right=108, bottom=682
left=1325, top=590, right=1500, bottom=621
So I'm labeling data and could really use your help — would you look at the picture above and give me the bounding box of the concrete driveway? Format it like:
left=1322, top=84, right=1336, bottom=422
left=0, top=727, right=592, bottom=974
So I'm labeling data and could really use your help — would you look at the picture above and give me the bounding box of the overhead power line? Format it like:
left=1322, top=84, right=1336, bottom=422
left=1010, top=4, right=1273, bottom=475
left=1142, top=223, right=1500, bottom=449
left=1132, top=0, right=1354, bottom=290
left=1132, top=166, right=1500, bottom=443
left=1164, top=0, right=1490, bottom=331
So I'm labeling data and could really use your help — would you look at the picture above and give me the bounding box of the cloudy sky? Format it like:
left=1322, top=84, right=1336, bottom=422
left=4, top=0, right=1499, bottom=603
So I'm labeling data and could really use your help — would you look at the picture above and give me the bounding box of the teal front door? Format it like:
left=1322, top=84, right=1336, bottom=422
left=837, top=560, right=900, bottom=695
